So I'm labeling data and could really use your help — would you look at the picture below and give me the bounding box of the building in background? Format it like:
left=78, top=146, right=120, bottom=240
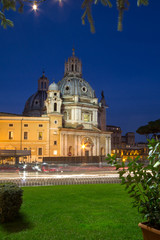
left=106, top=125, right=148, bottom=161
left=0, top=49, right=111, bottom=164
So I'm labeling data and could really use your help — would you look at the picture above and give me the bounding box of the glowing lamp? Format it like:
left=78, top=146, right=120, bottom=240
left=32, top=3, right=38, bottom=11
left=81, top=144, right=85, bottom=149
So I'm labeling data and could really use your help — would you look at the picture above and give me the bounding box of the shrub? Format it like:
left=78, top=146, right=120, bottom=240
left=0, top=182, right=23, bottom=223
left=106, top=139, right=160, bottom=230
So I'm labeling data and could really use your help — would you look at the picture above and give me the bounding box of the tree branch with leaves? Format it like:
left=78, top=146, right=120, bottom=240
left=0, top=0, right=149, bottom=30
left=82, top=0, right=149, bottom=32
left=136, top=119, right=160, bottom=140
left=0, top=0, right=45, bottom=28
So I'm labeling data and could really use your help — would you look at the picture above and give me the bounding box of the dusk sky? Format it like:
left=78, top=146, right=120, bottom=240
left=0, top=1, right=159, bottom=141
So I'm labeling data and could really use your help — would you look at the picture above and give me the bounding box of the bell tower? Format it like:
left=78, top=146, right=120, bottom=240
left=45, top=82, right=62, bottom=114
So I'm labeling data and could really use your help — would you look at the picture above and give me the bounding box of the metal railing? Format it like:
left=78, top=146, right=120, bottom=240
left=0, top=176, right=121, bottom=187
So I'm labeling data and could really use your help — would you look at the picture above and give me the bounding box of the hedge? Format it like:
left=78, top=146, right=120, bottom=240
left=0, top=182, right=23, bottom=223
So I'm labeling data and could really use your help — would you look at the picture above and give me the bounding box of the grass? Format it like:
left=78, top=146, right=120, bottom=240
left=0, top=184, right=143, bottom=240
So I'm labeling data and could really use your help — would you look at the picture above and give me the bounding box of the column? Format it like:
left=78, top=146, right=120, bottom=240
left=106, top=137, right=108, bottom=155
left=79, top=109, right=81, bottom=123
left=75, top=135, right=77, bottom=156
left=96, top=137, right=99, bottom=156
left=93, top=110, right=95, bottom=122
left=106, top=137, right=111, bottom=155
left=95, top=110, right=98, bottom=125
left=108, top=137, right=111, bottom=155
left=93, top=138, right=96, bottom=156
left=77, top=135, right=81, bottom=156
left=71, top=108, right=74, bottom=121
left=64, top=134, right=67, bottom=156
left=60, top=133, right=63, bottom=156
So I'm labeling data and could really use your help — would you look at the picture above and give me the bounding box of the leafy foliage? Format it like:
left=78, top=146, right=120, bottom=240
left=106, top=139, right=160, bottom=230
left=0, top=0, right=149, bottom=30
left=81, top=0, right=112, bottom=33
left=0, top=11, right=14, bottom=28
left=82, top=0, right=149, bottom=33
left=0, top=0, right=45, bottom=28
left=0, top=182, right=23, bottom=223
left=136, top=119, right=160, bottom=139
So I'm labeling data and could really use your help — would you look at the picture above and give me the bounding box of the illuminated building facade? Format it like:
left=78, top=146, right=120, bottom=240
left=0, top=50, right=111, bottom=163
left=106, top=125, right=148, bottom=161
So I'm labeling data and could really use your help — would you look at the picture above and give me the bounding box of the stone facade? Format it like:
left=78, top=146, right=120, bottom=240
left=106, top=125, right=148, bottom=161
left=0, top=50, right=111, bottom=163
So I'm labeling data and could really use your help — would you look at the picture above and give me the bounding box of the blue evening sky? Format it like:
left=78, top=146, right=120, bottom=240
left=0, top=0, right=159, bottom=141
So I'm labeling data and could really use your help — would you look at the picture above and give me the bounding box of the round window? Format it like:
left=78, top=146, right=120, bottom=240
left=65, top=86, right=70, bottom=91
left=82, top=86, right=87, bottom=92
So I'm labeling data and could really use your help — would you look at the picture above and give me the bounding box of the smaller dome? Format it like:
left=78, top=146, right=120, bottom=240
left=48, top=82, right=58, bottom=91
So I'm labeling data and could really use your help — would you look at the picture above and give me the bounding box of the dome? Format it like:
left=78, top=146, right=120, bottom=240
left=23, top=91, right=47, bottom=116
left=23, top=72, right=49, bottom=116
left=48, top=82, right=58, bottom=91
left=57, top=76, right=96, bottom=98
left=58, top=49, right=95, bottom=98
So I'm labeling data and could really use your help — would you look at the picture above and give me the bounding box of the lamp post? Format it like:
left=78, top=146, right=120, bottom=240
left=81, top=144, right=85, bottom=150
left=81, top=144, right=85, bottom=157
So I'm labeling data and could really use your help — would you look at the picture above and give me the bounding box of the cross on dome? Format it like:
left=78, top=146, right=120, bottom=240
left=72, top=47, right=75, bottom=56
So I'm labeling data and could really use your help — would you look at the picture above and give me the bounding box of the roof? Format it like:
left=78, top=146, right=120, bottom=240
left=58, top=76, right=96, bottom=98
left=23, top=90, right=47, bottom=116
left=107, top=125, right=121, bottom=128
left=0, top=112, right=23, bottom=117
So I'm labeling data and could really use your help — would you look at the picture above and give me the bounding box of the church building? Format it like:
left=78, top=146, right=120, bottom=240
left=0, top=49, right=111, bottom=163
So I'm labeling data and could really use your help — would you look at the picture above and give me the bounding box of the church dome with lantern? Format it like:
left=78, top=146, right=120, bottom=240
left=23, top=72, right=49, bottom=117
left=1, top=49, right=111, bottom=162
left=51, top=48, right=99, bottom=129
left=58, top=76, right=96, bottom=98
left=58, top=48, right=96, bottom=98
left=23, top=49, right=107, bottom=132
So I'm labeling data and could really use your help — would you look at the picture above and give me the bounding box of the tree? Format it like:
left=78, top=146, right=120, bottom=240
left=136, top=125, right=152, bottom=139
left=136, top=119, right=160, bottom=139
left=0, top=0, right=149, bottom=31
left=82, top=0, right=149, bottom=32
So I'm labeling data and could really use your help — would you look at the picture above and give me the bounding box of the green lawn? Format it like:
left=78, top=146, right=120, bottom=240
left=0, top=184, right=143, bottom=240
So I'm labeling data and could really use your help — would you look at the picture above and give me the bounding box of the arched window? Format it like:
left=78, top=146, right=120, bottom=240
left=44, top=82, right=46, bottom=89
left=54, top=103, right=57, bottom=112
left=41, top=82, right=43, bottom=89
left=72, top=64, right=74, bottom=71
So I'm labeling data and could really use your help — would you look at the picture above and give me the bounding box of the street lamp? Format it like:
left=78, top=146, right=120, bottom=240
left=81, top=144, right=86, bottom=150
left=32, top=2, right=38, bottom=11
